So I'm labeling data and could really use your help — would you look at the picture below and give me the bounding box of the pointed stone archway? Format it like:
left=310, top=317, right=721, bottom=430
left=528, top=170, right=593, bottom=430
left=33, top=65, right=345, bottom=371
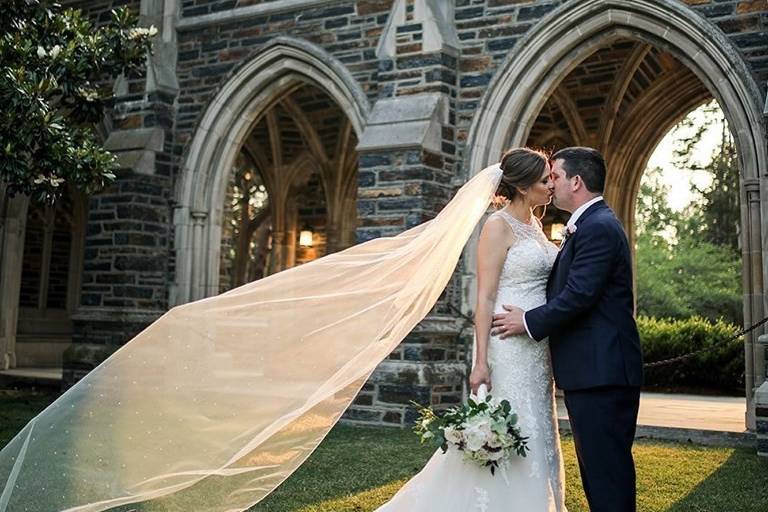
left=173, top=36, right=369, bottom=305
left=218, top=83, right=360, bottom=291
left=464, top=0, right=767, bottom=430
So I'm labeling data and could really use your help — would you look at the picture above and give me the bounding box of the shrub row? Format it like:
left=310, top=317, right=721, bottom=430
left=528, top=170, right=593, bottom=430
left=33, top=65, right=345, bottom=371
left=638, top=315, right=743, bottom=394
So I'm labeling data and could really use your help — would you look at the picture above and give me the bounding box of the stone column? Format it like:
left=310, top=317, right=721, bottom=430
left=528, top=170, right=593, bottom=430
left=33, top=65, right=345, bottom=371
left=0, top=193, right=28, bottom=370
left=754, top=84, right=768, bottom=456
left=743, top=177, right=765, bottom=431
left=755, top=335, right=768, bottom=456
left=190, top=210, right=208, bottom=300
left=344, top=0, right=463, bottom=426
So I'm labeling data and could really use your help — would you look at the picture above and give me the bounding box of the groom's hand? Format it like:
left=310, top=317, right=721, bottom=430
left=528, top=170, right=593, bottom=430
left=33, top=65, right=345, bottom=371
left=491, top=305, right=526, bottom=338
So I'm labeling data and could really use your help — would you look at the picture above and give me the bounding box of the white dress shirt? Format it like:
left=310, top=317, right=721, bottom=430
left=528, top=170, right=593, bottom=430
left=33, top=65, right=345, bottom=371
left=521, top=196, right=604, bottom=339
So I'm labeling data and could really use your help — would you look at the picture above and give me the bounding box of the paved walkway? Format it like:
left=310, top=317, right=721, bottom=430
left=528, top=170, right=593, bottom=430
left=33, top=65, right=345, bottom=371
left=557, top=392, right=747, bottom=433
left=0, top=369, right=751, bottom=442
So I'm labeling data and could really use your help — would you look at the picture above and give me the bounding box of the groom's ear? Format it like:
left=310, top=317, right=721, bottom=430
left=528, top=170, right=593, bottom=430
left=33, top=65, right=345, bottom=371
left=570, top=174, right=583, bottom=192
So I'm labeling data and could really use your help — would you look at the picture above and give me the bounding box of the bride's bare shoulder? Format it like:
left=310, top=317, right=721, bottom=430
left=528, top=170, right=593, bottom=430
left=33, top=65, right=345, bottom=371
left=483, top=211, right=513, bottom=230
left=480, top=212, right=515, bottom=241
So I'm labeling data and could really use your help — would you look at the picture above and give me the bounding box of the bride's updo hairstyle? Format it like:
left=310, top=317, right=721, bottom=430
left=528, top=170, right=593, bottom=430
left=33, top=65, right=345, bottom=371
left=495, top=147, right=549, bottom=203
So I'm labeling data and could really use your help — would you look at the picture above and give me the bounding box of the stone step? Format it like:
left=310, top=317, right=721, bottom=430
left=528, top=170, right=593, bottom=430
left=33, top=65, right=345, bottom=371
left=0, top=367, right=63, bottom=389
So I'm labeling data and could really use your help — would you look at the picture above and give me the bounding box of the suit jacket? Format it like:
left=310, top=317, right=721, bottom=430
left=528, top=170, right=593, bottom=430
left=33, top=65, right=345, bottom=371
left=525, top=200, right=644, bottom=391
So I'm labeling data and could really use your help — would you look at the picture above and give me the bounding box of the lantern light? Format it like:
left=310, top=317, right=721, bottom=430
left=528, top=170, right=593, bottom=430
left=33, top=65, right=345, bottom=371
left=299, top=223, right=314, bottom=247
left=550, top=223, right=565, bottom=241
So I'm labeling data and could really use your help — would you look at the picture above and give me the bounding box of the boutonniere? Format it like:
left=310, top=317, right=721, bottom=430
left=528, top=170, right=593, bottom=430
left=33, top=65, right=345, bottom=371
left=561, top=224, right=577, bottom=243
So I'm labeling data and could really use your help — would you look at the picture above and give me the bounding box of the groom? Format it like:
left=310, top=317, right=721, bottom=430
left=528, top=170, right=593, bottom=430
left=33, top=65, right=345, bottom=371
left=492, top=147, right=643, bottom=511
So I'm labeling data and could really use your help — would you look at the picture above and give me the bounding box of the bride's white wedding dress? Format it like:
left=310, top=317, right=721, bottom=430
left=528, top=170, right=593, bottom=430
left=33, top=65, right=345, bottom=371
left=376, top=210, right=567, bottom=512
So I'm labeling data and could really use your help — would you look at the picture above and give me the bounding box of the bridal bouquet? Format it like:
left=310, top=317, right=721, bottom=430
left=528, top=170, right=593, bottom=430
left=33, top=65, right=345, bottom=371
left=411, top=385, right=529, bottom=475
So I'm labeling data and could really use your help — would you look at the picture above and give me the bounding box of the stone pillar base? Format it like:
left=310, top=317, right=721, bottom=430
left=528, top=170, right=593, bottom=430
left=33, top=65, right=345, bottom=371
left=63, top=309, right=161, bottom=389
left=755, top=381, right=768, bottom=456
left=342, top=317, right=469, bottom=427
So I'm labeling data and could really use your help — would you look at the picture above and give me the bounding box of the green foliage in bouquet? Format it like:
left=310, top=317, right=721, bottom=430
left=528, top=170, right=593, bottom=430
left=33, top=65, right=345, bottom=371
left=410, top=393, right=529, bottom=475
left=0, top=0, right=156, bottom=203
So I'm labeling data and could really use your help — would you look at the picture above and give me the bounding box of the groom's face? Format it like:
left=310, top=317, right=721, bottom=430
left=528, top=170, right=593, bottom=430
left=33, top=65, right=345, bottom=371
left=550, top=159, right=574, bottom=212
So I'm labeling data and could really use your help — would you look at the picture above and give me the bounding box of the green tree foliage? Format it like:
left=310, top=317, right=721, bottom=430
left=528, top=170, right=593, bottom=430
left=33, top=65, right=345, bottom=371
left=635, top=166, right=678, bottom=240
left=636, top=234, right=743, bottom=325
left=672, top=101, right=740, bottom=252
left=635, top=103, right=743, bottom=326
left=0, top=0, right=156, bottom=203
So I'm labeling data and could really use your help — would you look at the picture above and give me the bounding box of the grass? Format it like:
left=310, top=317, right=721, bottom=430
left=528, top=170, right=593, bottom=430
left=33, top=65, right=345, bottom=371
left=252, top=426, right=767, bottom=512
left=2, top=390, right=766, bottom=511
left=0, top=389, right=57, bottom=447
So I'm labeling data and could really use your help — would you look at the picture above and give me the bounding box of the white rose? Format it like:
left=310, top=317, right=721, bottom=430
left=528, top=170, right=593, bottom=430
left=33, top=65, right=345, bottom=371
left=463, top=426, right=485, bottom=452
left=443, top=426, right=463, bottom=445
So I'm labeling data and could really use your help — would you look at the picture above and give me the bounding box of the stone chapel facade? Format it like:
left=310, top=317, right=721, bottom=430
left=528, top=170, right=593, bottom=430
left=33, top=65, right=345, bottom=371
left=1, top=0, right=767, bottom=455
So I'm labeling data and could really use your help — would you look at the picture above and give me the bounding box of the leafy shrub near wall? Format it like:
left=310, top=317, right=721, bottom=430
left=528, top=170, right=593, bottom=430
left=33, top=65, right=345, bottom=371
left=638, top=315, right=743, bottom=395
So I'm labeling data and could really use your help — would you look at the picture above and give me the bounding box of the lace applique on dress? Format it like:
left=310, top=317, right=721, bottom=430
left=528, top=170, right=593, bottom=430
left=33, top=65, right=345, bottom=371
left=474, top=487, right=490, bottom=512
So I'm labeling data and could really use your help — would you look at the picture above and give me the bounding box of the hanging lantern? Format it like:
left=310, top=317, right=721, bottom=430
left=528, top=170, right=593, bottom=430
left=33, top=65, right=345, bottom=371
left=299, top=223, right=314, bottom=247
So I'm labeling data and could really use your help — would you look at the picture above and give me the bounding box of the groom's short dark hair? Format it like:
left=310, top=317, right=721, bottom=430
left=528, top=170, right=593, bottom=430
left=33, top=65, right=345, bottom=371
left=551, top=147, right=606, bottom=193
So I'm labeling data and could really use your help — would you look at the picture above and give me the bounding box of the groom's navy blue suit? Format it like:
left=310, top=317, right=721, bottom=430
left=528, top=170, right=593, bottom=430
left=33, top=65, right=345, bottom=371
left=525, top=200, right=643, bottom=512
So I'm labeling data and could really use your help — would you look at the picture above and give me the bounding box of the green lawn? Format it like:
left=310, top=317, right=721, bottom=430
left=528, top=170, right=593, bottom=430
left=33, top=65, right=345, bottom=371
left=2, top=390, right=766, bottom=512
left=252, top=425, right=767, bottom=512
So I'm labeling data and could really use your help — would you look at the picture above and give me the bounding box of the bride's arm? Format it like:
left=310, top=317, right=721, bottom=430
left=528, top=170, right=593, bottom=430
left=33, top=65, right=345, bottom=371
left=470, top=216, right=510, bottom=393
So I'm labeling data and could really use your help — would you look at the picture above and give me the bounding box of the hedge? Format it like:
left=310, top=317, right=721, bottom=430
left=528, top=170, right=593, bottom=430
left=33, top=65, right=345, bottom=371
left=637, top=316, right=744, bottom=394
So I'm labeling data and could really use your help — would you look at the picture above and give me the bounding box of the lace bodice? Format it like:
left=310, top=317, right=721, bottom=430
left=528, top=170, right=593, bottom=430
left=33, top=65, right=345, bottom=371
left=492, top=210, right=558, bottom=303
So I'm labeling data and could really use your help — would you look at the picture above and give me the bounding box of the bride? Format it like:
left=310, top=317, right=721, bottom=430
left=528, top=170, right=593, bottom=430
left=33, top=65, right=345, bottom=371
left=377, top=147, right=566, bottom=511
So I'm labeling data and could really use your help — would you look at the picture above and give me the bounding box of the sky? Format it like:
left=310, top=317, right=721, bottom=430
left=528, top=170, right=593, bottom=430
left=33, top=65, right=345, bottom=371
left=645, top=102, right=724, bottom=211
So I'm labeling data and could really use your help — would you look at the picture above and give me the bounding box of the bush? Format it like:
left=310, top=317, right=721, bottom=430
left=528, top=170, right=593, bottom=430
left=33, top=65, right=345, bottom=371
left=638, top=315, right=744, bottom=394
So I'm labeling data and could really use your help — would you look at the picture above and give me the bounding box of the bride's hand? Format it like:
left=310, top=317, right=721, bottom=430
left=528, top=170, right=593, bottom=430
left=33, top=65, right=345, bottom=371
left=469, top=363, right=492, bottom=394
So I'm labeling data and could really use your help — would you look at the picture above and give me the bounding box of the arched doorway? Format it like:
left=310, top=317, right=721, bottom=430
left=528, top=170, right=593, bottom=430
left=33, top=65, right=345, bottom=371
left=464, top=0, right=767, bottom=429
left=174, top=37, right=368, bottom=302
left=217, top=82, right=360, bottom=292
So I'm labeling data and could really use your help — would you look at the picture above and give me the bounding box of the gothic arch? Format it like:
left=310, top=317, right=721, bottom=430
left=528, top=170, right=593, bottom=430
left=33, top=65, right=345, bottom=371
left=464, top=0, right=767, bottom=428
left=173, top=36, right=369, bottom=305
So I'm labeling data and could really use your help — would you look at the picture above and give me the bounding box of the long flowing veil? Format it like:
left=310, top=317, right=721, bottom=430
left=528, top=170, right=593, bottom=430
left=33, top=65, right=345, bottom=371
left=0, top=164, right=502, bottom=512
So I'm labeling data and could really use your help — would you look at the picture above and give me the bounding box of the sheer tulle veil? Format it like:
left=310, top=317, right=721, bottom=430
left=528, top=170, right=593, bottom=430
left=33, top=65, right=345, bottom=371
left=0, top=164, right=502, bottom=512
